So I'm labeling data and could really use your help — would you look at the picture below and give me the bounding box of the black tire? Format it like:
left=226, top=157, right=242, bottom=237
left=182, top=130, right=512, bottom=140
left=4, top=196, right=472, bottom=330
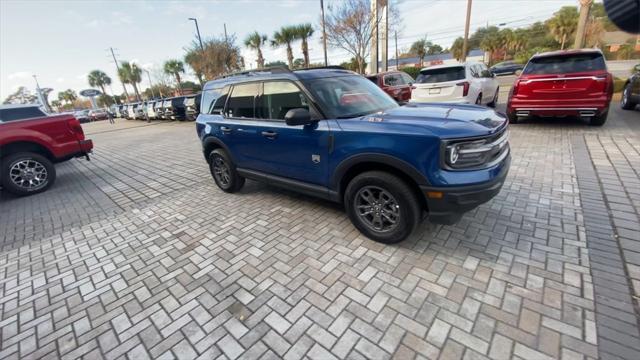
left=487, top=88, right=499, bottom=108
left=208, top=149, right=245, bottom=193
left=344, top=171, right=421, bottom=244
left=1, top=152, right=56, bottom=196
left=621, top=83, right=637, bottom=110
left=589, top=109, right=608, bottom=126
left=507, top=111, right=519, bottom=124
left=475, top=94, right=483, bottom=105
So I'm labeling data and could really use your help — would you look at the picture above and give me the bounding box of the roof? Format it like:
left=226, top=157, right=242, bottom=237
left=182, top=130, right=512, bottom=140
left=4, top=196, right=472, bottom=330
left=380, top=49, right=485, bottom=68
left=203, top=67, right=357, bottom=91
left=419, top=61, right=480, bottom=71
left=532, top=48, right=603, bottom=58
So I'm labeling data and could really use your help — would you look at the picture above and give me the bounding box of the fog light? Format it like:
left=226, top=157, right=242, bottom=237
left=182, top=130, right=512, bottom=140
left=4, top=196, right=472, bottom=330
left=427, top=191, right=443, bottom=199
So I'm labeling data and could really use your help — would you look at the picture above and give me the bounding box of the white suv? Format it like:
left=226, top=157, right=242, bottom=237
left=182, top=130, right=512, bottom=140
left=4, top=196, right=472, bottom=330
left=410, top=62, right=500, bottom=107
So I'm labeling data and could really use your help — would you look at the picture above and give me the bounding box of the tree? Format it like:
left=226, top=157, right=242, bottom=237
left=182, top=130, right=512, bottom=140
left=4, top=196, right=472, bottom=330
left=480, top=32, right=503, bottom=66
left=339, top=57, right=366, bottom=72
left=293, top=24, right=314, bottom=68
left=164, top=59, right=185, bottom=95
left=2, top=86, right=38, bottom=104
left=180, top=81, right=202, bottom=92
left=184, top=47, right=206, bottom=85
left=118, top=61, right=143, bottom=101
left=450, top=37, right=466, bottom=61
left=87, top=70, right=111, bottom=97
left=264, top=60, right=287, bottom=67
left=244, top=31, right=268, bottom=68
left=184, top=35, right=243, bottom=79
left=272, top=26, right=297, bottom=69
left=58, top=89, right=77, bottom=105
left=293, top=58, right=305, bottom=69
left=547, top=6, right=578, bottom=50
left=410, top=39, right=429, bottom=66
left=427, top=44, right=443, bottom=55
left=50, top=100, right=62, bottom=111
left=324, top=0, right=389, bottom=74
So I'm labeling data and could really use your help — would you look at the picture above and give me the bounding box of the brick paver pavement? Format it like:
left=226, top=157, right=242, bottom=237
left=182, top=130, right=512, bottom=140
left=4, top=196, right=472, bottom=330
left=1, top=109, right=639, bottom=359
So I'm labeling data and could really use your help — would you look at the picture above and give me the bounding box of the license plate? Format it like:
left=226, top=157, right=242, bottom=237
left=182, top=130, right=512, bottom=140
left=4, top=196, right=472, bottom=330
left=428, top=88, right=441, bottom=94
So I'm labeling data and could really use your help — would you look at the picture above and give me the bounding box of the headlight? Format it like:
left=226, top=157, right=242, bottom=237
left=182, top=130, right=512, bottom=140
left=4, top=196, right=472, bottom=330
left=443, top=130, right=509, bottom=170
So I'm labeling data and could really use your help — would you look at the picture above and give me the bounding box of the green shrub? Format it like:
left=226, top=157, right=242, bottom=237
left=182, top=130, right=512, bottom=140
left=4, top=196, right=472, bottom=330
left=400, top=67, right=420, bottom=79
left=613, top=77, right=626, bottom=93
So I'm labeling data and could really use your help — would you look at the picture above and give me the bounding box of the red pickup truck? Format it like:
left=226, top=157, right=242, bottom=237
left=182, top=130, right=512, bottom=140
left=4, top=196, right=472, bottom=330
left=0, top=104, right=93, bottom=196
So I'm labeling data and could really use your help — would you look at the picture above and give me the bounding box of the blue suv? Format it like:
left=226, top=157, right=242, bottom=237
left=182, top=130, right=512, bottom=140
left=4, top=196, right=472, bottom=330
left=196, top=67, right=510, bottom=243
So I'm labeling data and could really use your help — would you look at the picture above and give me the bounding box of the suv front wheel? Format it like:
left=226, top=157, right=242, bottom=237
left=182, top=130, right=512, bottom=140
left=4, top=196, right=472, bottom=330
left=209, top=149, right=245, bottom=193
left=345, top=171, right=420, bottom=243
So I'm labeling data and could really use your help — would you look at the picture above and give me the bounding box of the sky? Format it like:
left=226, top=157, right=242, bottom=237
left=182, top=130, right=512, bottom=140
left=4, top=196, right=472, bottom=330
left=0, top=0, right=580, bottom=101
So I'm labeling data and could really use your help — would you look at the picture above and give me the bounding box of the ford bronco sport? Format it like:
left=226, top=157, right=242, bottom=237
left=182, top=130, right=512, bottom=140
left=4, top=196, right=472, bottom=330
left=196, top=67, right=510, bottom=243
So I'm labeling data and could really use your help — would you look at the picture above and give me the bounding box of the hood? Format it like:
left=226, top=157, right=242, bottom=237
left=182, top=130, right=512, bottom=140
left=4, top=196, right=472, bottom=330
left=337, top=103, right=507, bottom=139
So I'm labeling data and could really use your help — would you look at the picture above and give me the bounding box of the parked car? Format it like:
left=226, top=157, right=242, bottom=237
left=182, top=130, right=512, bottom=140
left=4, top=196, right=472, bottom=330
left=74, top=109, right=91, bottom=123
left=366, top=71, right=414, bottom=104
left=135, top=103, right=147, bottom=120
left=507, top=49, right=613, bottom=126
left=88, top=109, right=108, bottom=121
left=0, top=104, right=93, bottom=196
left=163, top=96, right=187, bottom=121
left=410, top=62, right=500, bottom=107
left=490, top=61, right=524, bottom=76
left=126, top=103, right=137, bottom=119
left=119, top=105, right=128, bottom=119
left=196, top=67, right=510, bottom=243
left=185, top=94, right=201, bottom=121
left=621, top=64, right=640, bottom=111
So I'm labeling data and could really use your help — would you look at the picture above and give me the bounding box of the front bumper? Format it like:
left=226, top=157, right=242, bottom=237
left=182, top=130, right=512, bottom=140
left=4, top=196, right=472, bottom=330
left=420, top=154, right=510, bottom=224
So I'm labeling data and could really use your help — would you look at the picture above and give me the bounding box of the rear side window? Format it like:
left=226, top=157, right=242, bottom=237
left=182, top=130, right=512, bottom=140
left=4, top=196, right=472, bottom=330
left=257, top=81, right=309, bottom=120
left=416, top=67, right=465, bottom=83
left=523, top=53, right=606, bottom=75
left=383, top=74, right=403, bottom=86
left=225, top=83, right=259, bottom=118
left=401, top=73, right=414, bottom=84
left=0, top=107, right=46, bottom=122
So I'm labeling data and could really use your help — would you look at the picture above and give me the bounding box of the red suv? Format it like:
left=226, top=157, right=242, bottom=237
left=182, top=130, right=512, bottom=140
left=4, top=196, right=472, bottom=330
left=367, top=71, right=414, bottom=104
left=507, top=49, right=613, bottom=126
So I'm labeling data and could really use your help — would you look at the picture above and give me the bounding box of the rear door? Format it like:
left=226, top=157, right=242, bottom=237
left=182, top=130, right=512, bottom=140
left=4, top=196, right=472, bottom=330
left=412, top=66, right=466, bottom=102
left=518, top=52, right=609, bottom=102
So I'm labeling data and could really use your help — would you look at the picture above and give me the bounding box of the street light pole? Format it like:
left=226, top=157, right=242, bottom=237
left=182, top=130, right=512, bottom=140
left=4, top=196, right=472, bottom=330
left=144, top=70, right=156, bottom=99
left=462, top=0, right=473, bottom=62
left=320, top=0, right=328, bottom=66
left=188, top=17, right=205, bottom=51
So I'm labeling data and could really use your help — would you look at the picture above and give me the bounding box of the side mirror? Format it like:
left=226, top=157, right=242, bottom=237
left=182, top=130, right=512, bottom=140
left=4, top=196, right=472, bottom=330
left=514, top=69, right=523, bottom=76
left=284, top=108, right=313, bottom=126
left=635, top=64, right=640, bottom=72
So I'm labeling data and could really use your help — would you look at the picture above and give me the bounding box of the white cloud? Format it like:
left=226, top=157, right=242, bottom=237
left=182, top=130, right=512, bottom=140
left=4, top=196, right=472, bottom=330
left=141, top=62, right=154, bottom=70
left=56, top=77, right=65, bottom=83
left=8, top=71, right=32, bottom=80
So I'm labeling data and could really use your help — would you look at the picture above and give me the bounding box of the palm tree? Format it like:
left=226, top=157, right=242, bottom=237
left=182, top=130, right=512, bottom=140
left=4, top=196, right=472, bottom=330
left=164, top=59, right=185, bottom=95
left=50, top=100, right=61, bottom=110
left=450, top=37, right=465, bottom=61
left=547, top=6, right=579, bottom=50
left=87, top=70, right=112, bottom=96
left=480, top=33, right=502, bottom=66
left=410, top=39, right=430, bottom=67
left=293, top=24, right=314, bottom=68
left=118, top=61, right=143, bottom=101
left=244, top=32, right=268, bottom=69
left=272, top=26, right=297, bottom=69
left=58, top=89, right=77, bottom=105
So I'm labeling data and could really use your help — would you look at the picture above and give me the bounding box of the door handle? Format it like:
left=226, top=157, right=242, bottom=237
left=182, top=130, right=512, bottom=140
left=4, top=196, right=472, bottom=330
left=220, top=126, right=232, bottom=133
left=261, top=131, right=278, bottom=139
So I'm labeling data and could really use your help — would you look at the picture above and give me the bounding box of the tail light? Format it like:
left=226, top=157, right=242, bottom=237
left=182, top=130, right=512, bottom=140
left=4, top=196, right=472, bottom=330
left=456, top=81, right=470, bottom=96
left=512, top=80, right=521, bottom=96
left=67, top=117, right=85, bottom=140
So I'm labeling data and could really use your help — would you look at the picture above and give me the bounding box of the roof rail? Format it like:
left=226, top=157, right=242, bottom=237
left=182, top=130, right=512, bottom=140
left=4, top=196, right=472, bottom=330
left=295, top=65, right=346, bottom=71
left=214, top=66, right=292, bottom=80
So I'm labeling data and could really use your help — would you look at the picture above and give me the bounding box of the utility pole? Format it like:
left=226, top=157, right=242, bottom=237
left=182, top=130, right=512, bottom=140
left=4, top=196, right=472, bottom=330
left=32, top=75, right=50, bottom=112
left=395, top=31, right=399, bottom=69
left=574, top=0, right=592, bottom=49
left=144, top=70, right=156, bottom=99
left=320, top=0, right=328, bottom=66
left=462, top=0, right=473, bottom=62
left=109, top=47, right=130, bottom=101
left=188, top=18, right=205, bottom=51
left=224, top=23, right=229, bottom=44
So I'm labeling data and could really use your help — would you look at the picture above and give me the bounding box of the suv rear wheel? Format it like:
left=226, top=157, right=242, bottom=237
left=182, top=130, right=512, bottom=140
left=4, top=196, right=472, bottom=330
left=487, top=88, right=499, bottom=108
left=1, top=152, right=56, bottom=196
left=209, top=149, right=245, bottom=193
left=589, top=109, right=608, bottom=126
left=345, top=171, right=420, bottom=243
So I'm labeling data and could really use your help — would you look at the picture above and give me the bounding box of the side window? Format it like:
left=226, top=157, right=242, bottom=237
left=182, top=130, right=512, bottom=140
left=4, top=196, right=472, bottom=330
left=470, top=65, right=479, bottom=78
left=0, top=107, right=46, bottom=122
left=201, top=89, right=220, bottom=114
left=211, top=86, right=229, bottom=115
left=401, top=73, right=414, bottom=84
left=383, top=74, right=402, bottom=86
left=225, top=83, right=259, bottom=118
left=258, top=81, right=309, bottom=120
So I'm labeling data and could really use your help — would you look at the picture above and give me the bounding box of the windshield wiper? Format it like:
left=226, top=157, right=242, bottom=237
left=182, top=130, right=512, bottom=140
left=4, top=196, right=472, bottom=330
left=335, top=111, right=374, bottom=119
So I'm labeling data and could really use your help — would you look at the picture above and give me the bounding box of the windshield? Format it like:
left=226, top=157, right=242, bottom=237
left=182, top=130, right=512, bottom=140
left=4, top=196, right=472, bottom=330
left=302, top=75, right=398, bottom=119
left=523, top=53, right=606, bottom=75
left=416, top=67, right=465, bottom=83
